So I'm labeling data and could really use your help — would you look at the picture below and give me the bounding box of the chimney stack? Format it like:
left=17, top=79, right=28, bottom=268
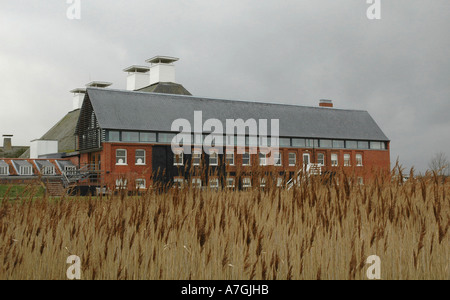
left=3, top=135, right=13, bottom=151
left=70, top=88, right=86, bottom=110
left=123, top=65, right=150, bottom=91
left=319, top=99, right=333, bottom=108
left=146, top=56, right=179, bottom=86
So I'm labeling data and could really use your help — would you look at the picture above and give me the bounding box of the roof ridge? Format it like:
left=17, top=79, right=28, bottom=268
left=86, top=87, right=368, bottom=113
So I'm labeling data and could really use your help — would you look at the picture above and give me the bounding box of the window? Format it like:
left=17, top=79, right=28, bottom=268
left=136, top=179, right=146, bottom=190
left=292, top=138, right=305, bottom=148
left=289, top=153, right=296, bottom=166
left=279, top=138, right=291, bottom=147
left=64, top=166, right=77, bottom=175
left=108, top=131, right=120, bottom=142
left=159, top=133, right=176, bottom=144
left=209, top=151, right=219, bottom=166
left=357, top=141, right=369, bottom=149
left=260, top=178, right=266, bottom=188
left=0, top=163, right=9, bottom=175
left=331, top=154, right=338, bottom=167
left=226, top=177, right=236, bottom=188
left=317, top=153, right=325, bottom=166
left=116, top=149, right=127, bottom=165
left=333, top=140, right=345, bottom=148
left=370, top=141, right=384, bottom=150
left=135, top=150, right=146, bottom=165
left=115, top=179, right=127, bottom=190
left=225, top=152, right=234, bottom=166
left=140, top=132, right=157, bottom=143
left=20, top=166, right=33, bottom=176
left=173, top=178, right=184, bottom=189
left=303, top=153, right=310, bottom=166
left=305, top=139, right=319, bottom=148
left=319, top=139, right=332, bottom=148
left=274, top=153, right=282, bottom=166
left=192, top=151, right=202, bottom=166
left=344, top=154, right=351, bottom=166
left=277, top=177, right=284, bottom=187
left=358, top=177, right=364, bottom=185
left=259, top=153, right=267, bottom=166
left=41, top=166, right=55, bottom=175
left=242, top=177, right=252, bottom=188
left=242, top=152, right=251, bottom=166
left=174, top=151, right=184, bottom=166
left=356, top=154, right=363, bottom=166
left=122, top=131, right=139, bottom=142
left=346, top=141, right=358, bottom=149
left=209, top=178, right=219, bottom=189
left=192, top=178, right=202, bottom=189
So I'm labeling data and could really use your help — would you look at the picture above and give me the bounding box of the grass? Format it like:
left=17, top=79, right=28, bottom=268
left=0, top=184, right=45, bottom=199
left=0, top=168, right=448, bottom=280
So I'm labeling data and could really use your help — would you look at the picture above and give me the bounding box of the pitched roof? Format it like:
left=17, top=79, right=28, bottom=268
left=137, top=82, right=192, bottom=96
left=84, top=88, right=389, bottom=141
left=20, top=109, right=80, bottom=158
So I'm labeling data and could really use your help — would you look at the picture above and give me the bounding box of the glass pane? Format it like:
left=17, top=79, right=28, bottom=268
left=346, top=141, right=357, bottom=149
left=370, top=141, right=382, bottom=150
left=305, top=139, right=319, bottom=148
left=279, top=138, right=291, bottom=147
left=292, top=138, right=305, bottom=147
left=108, top=131, right=120, bottom=142
left=116, top=150, right=126, bottom=157
left=159, top=133, right=176, bottom=143
left=122, top=131, right=139, bottom=142
left=358, top=141, right=369, bottom=149
left=140, top=132, right=156, bottom=142
left=333, top=140, right=345, bottom=148
left=320, top=139, right=332, bottom=148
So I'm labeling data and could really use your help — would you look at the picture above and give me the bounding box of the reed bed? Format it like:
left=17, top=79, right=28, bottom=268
left=0, top=169, right=448, bottom=280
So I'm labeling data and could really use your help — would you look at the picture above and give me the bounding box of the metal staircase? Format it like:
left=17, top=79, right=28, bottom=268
left=286, top=163, right=322, bottom=190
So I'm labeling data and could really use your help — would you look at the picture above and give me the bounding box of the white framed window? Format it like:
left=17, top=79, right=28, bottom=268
left=274, top=153, right=282, bottom=166
left=64, top=166, right=77, bottom=175
left=260, top=178, right=266, bottom=188
left=20, top=166, right=33, bottom=176
left=192, top=151, right=202, bottom=166
left=41, top=166, right=55, bottom=175
left=226, top=177, right=235, bottom=188
left=242, top=152, right=251, bottom=166
left=277, top=177, right=284, bottom=187
left=192, top=178, right=202, bottom=189
left=174, top=151, right=184, bottom=166
left=331, top=154, right=338, bottom=167
left=116, top=149, right=127, bottom=165
left=115, top=179, right=128, bottom=190
left=136, top=179, right=146, bottom=190
left=225, top=152, right=234, bottom=166
left=135, top=150, right=146, bottom=165
left=358, top=177, right=364, bottom=185
left=259, top=153, right=267, bottom=166
left=303, top=153, right=310, bottom=166
left=0, top=165, right=9, bottom=175
left=242, top=177, right=252, bottom=188
left=209, top=178, right=219, bottom=189
left=288, top=153, right=296, bottom=166
left=344, top=154, right=351, bottom=166
left=209, top=151, right=219, bottom=166
left=356, top=154, right=363, bottom=166
left=173, top=178, right=184, bottom=189
left=318, top=153, right=325, bottom=166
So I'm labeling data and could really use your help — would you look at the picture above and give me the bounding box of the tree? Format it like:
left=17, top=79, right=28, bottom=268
left=428, top=152, right=450, bottom=176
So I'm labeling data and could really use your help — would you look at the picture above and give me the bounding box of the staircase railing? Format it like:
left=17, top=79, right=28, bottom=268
left=286, top=163, right=322, bottom=190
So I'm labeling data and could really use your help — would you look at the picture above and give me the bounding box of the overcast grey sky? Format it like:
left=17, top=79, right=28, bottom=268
left=0, top=0, right=449, bottom=173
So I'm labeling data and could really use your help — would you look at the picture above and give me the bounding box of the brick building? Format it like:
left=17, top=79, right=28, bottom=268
left=1, top=56, right=390, bottom=194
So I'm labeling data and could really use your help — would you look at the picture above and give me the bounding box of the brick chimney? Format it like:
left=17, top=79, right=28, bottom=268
left=319, top=99, right=333, bottom=108
left=3, top=135, right=13, bottom=151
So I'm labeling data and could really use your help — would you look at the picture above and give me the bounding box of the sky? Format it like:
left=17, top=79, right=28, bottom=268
left=0, top=0, right=449, bottom=173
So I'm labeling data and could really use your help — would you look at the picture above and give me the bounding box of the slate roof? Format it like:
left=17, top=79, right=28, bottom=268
left=137, top=82, right=192, bottom=96
left=84, top=88, right=389, bottom=141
